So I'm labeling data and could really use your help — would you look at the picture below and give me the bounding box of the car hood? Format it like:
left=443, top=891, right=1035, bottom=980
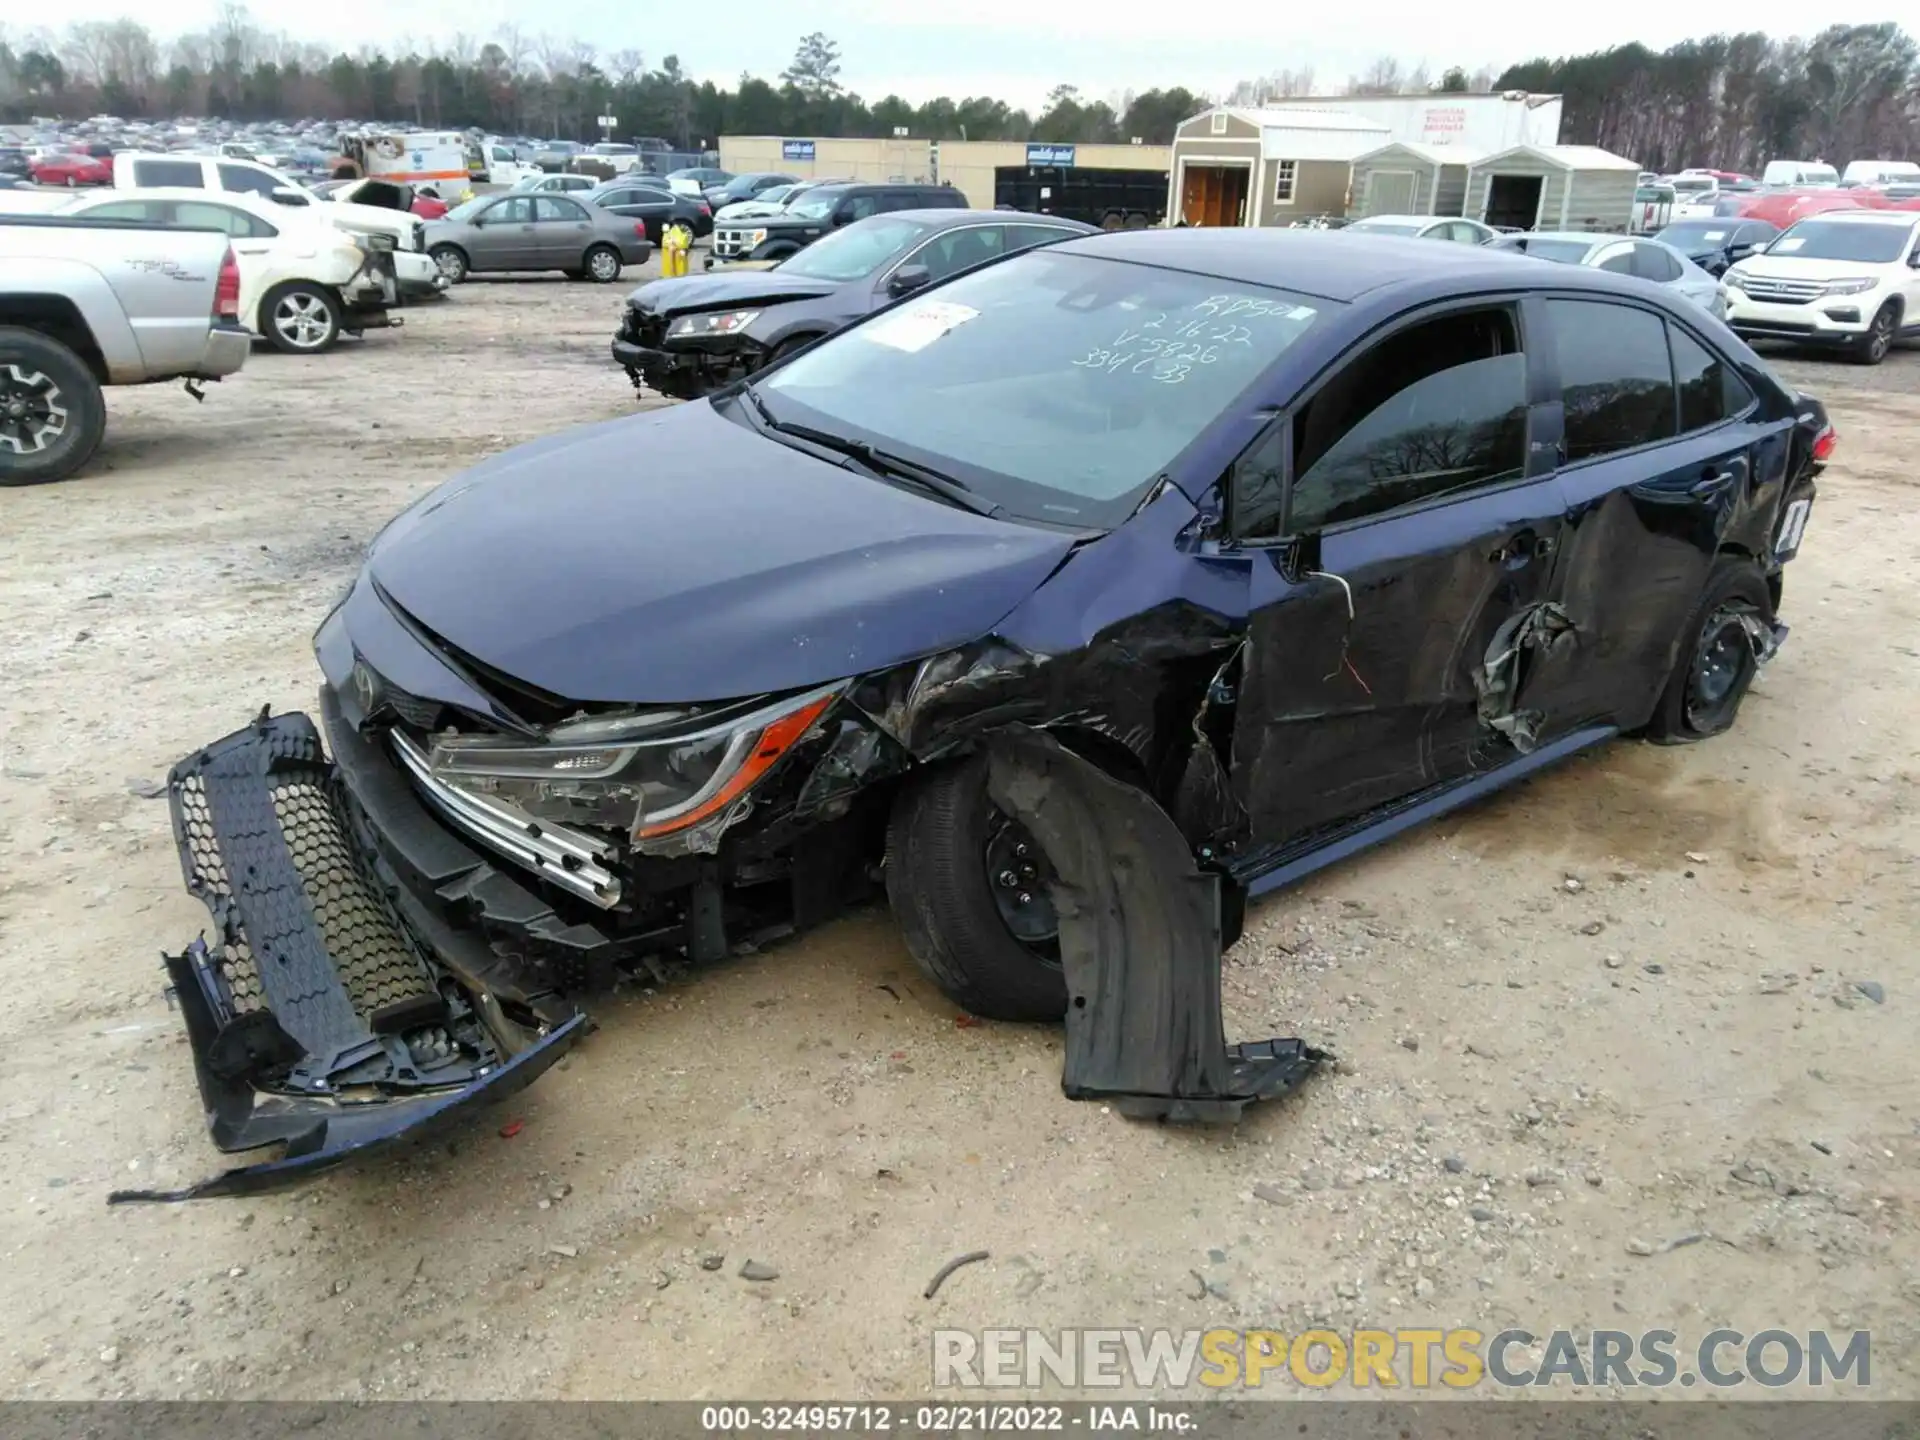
left=624, top=270, right=841, bottom=318
left=365, top=402, right=1074, bottom=703
left=1740, top=252, right=1893, bottom=277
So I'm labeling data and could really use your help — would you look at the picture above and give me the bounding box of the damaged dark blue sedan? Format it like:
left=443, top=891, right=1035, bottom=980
left=130, top=229, right=1833, bottom=1201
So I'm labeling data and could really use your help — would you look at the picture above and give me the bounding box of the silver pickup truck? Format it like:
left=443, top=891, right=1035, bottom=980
left=0, top=213, right=252, bottom=485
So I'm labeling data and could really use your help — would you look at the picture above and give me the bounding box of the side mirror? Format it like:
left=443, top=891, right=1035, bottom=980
left=831, top=208, right=854, bottom=227
left=1908, top=252, right=1920, bottom=269
left=269, top=187, right=307, bottom=207
left=887, top=264, right=931, bottom=297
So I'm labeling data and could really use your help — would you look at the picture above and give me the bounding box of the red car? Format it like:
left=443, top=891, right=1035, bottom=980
left=410, top=192, right=449, bottom=219
left=30, top=153, right=111, bottom=187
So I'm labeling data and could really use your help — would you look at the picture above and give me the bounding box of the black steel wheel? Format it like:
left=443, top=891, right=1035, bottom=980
left=886, top=756, right=1069, bottom=1022
left=1643, top=556, right=1773, bottom=743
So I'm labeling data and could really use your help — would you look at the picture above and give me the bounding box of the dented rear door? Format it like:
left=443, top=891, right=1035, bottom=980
left=1535, top=296, right=1793, bottom=731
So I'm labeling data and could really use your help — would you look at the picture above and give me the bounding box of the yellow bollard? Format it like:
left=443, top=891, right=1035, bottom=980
left=661, top=222, right=692, bottom=278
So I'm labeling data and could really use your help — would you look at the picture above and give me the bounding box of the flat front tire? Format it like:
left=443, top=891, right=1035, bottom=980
left=1643, top=555, right=1774, bottom=743
left=886, top=756, right=1068, bottom=1022
left=0, top=326, right=106, bottom=486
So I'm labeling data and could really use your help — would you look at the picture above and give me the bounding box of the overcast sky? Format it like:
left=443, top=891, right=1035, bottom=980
left=35, top=0, right=1887, bottom=109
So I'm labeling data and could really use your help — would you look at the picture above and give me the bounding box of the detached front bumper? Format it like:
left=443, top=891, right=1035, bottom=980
left=113, top=707, right=585, bottom=1204
left=395, top=249, right=451, bottom=300
left=611, top=323, right=750, bottom=398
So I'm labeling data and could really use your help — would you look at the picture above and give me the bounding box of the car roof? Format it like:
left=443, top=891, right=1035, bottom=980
left=1790, top=209, right=1919, bottom=225
left=1051, top=227, right=1694, bottom=305
left=1349, top=214, right=1442, bottom=225
left=887, top=208, right=1098, bottom=230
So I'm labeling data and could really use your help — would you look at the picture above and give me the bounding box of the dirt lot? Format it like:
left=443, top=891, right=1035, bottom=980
left=0, top=267, right=1914, bottom=1402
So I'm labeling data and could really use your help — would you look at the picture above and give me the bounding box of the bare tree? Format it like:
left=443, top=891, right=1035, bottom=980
left=1346, top=56, right=1405, bottom=96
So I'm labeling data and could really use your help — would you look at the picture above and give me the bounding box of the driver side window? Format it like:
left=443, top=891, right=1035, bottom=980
left=1233, top=307, right=1530, bottom=538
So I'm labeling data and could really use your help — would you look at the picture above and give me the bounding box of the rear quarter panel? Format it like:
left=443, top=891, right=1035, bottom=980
left=0, top=231, right=225, bottom=381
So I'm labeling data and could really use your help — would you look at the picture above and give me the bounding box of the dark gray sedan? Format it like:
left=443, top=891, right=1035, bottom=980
left=612, top=208, right=1098, bottom=399
left=425, top=193, right=653, bottom=283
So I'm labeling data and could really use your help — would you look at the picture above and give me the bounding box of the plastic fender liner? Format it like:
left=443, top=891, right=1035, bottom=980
left=982, top=726, right=1327, bottom=1122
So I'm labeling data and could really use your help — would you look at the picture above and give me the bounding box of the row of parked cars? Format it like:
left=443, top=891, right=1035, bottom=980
left=1328, top=207, right=1920, bottom=366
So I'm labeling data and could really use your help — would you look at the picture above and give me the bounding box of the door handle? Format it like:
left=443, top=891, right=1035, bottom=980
left=1690, top=467, right=1738, bottom=499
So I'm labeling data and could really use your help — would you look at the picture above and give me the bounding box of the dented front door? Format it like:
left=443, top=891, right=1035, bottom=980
left=1234, top=474, right=1571, bottom=847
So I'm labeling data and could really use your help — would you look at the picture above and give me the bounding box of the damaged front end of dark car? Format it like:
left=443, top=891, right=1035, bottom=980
left=125, top=231, right=1828, bottom=1201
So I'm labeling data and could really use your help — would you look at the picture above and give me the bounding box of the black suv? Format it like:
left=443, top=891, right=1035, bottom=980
left=709, top=181, right=965, bottom=264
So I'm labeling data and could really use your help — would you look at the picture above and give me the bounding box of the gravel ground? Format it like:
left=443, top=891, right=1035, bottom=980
left=0, top=269, right=1913, bottom=1402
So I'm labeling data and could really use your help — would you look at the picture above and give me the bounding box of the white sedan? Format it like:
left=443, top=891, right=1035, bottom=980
left=59, top=188, right=399, bottom=353
left=1346, top=214, right=1499, bottom=244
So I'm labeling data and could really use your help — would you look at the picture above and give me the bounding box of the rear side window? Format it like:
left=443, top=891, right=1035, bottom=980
left=1548, top=300, right=1678, bottom=461
left=1633, top=244, right=1682, bottom=282
left=171, top=200, right=275, bottom=239
left=1281, top=307, right=1529, bottom=532
left=1006, top=223, right=1081, bottom=251
left=534, top=196, right=586, bottom=221
left=135, top=159, right=203, bottom=188
left=217, top=163, right=278, bottom=198
left=1670, top=328, right=1754, bottom=433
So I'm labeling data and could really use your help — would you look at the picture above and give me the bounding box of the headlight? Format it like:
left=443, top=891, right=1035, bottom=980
left=667, top=308, right=763, bottom=338
left=426, top=685, right=837, bottom=842
left=1723, top=265, right=1750, bottom=288
left=745, top=228, right=768, bottom=247
left=1821, top=278, right=1876, bottom=296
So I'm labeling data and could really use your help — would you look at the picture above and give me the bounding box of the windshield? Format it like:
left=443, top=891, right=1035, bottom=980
left=775, top=218, right=933, bottom=281
left=1349, top=219, right=1425, bottom=236
left=754, top=249, right=1330, bottom=528
left=1635, top=186, right=1675, bottom=203
left=1670, top=177, right=1715, bottom=194
left=787, top=192, right=842, bottom=220
left=1768, top=219, right=1912, bottom=263
left=446, top=197, right=490, bottom=222
left=1495, top=237, right=1594, bottom=264
left=1654, top=223, right=1734, bottom=248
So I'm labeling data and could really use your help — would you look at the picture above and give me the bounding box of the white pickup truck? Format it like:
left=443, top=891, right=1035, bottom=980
left=0, top=213, right=252, bottom=485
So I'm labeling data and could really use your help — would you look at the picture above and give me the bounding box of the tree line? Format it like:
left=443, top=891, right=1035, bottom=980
left=1, top=8, right=1914, bottom=172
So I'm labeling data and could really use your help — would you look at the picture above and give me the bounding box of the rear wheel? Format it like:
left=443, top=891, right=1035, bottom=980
left=582, top=244, right=623, bottom=283
left=0, top=326, right=106, bottom=487
left=1123, top=211, right=1150, bottom=230
left=260, top=283, right=342, bottom=354
left=1643, top=556, right=1773, bottom=743
left=1100, top=210, right=1125, bottom=231
left=886, top=756, right=1067, bottom=1022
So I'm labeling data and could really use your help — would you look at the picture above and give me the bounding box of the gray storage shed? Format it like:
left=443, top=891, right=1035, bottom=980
left=1465, top=144, right=1641, bottom=232
left=1349, top=142, right=1482, bottom=218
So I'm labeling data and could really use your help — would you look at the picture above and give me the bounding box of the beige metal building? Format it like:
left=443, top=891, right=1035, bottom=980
left=1464, top=144, right=1642, bottom=231
left=1349, top=142, right=1483, bottom=218
left=714, top=136, right=1171, bottom=212
left=1166, top=107, right=1392, bottom=226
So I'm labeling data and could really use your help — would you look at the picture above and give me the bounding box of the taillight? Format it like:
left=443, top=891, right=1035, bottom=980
left=635, top=223, right=647, bottom=238
left=214, top=246, right=241, bottom=322
left=1812, top=423, right=1838, bottom=462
